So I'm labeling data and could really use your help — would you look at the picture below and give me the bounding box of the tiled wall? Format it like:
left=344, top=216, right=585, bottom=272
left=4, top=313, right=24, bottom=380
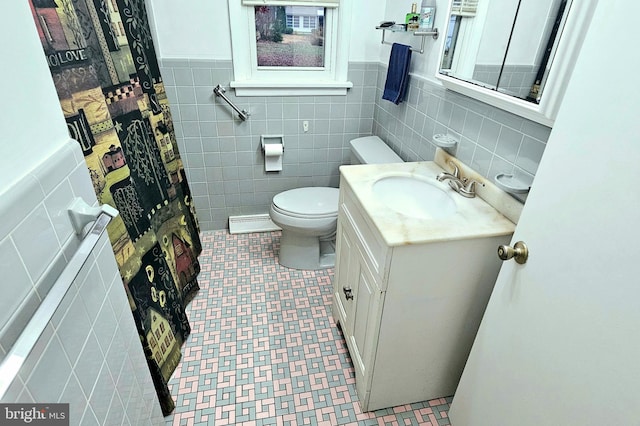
left=161, top=59, right=551, bottom=231
left=472, top=64, right=538, bottom=99
left=0, top=139, right=164, bottom=425
left=374, top=64, right=551, bottom=184
left=160, top=59, right=378, bottom=230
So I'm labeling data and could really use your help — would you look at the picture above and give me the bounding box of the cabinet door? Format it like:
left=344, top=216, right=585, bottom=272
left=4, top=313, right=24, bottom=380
left=333, top=221, right=359, bottom=336
left=348, top=245, right=383, bottom=408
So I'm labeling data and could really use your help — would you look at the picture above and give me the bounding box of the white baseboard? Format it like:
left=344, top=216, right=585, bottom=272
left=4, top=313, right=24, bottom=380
left=228, top=214, right=281, bottom=234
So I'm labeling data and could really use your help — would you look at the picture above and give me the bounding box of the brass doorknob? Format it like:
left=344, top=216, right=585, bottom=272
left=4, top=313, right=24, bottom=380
left=497, top=241, right=529, bottom=264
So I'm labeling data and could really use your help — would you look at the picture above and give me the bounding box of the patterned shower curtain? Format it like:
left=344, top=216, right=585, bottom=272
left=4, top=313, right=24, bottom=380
left=29, top=0, right=201, bottom=415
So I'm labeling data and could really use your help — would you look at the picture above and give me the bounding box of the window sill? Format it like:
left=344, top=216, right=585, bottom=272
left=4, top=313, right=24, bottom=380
left=229, top=80, right=353, bottom=97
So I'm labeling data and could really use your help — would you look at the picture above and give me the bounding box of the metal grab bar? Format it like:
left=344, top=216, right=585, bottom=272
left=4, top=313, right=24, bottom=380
left=213, top=85, right=249, bottom=121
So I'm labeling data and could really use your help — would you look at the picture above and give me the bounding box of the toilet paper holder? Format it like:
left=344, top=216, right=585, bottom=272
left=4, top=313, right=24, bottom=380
left=261, top=135, right=284, bottom=172
left=261, top=135, right=284, bottom=152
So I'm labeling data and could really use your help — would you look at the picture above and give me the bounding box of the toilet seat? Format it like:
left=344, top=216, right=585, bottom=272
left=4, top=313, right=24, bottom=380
left=272, top=187, right=339, bottom=218
left=271, top=204, right=336, bottom=219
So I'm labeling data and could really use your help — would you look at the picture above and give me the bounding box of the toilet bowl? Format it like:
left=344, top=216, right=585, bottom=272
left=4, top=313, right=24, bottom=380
left=270, top=136, right=403, bottom=270
left=270, top=187, right=339, bottom=270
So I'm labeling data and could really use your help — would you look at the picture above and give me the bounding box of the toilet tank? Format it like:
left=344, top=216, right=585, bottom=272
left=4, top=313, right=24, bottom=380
left=349, top=136, right=403, bottom=165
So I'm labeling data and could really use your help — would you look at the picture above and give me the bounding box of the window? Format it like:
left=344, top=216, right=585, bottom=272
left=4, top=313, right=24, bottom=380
left=228, top=0, right=353, bottom=96
left=256, top=6, right=324, bottom=67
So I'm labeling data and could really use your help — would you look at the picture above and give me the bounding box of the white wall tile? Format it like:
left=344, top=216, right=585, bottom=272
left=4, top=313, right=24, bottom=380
left=32, top=143, right=78, bottom=195
left=54, top=292, right=92, bottom=366
left=33, top=252, right=67, bottom=301
left=80, top=406, right=100, bottom=426
left=496, top=126, right=523, bottom=163
left=106, top=392, right=125, bottom=425
left=13, top=205, right=60, bottom=283
left=78, top=264, right=107, bottom=323
left=0, top=375, right=25, bottom=403
left=94, top=236, right=119, bottom=286
left=115, top=354, right=135, bottom=408
left=94, top=301, right=118, bottom=355
left=17, top=387, right=35, bottom=403
left=59, top=373, right=88, bottom=424
left=15, top=324, right=54, bottom=385
left=105, top=331, right=128, bottom=384
left=25, top=334, right=72, bottom=403
left=0, top=175, right=46, bottom=241
left=110, top=276, right=131, bottom=326
left=68, top=163, right=98, bottom=207
left=0, top=237, right=32, bottom=327
left=0, top=292, right=41, bottom=354
left=516, top=136, right=546, bottom=174
left=88, top=361, right=115, bottom=421
left=44, top=180, right=75, bottom=246
left=73, top=331, right=104, bottom=396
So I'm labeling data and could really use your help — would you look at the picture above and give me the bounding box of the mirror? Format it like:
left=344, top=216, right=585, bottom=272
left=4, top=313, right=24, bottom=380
left=436, top=0, right=596, bottom=126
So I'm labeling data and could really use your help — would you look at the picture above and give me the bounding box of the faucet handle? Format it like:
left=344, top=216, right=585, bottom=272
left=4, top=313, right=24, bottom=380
left=459, top=178, right=485, bottom=198
left=447, top=160, right=460, bottom=178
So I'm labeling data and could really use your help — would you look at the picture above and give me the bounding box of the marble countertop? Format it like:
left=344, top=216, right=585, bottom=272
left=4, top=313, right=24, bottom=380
left=339, top=150, right=521, bottom=247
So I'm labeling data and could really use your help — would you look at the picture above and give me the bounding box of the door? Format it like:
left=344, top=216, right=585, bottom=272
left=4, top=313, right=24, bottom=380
left=449, top=2, right=640, bottom=425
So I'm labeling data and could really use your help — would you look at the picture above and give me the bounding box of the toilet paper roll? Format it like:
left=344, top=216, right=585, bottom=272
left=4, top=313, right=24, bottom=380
left=264, top=143, right=283, bottom=172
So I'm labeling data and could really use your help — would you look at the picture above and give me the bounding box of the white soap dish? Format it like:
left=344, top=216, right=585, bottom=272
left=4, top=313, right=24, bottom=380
left=433, top=134, right=458, bottom=148
left=494, top=173, right=531, bottom=194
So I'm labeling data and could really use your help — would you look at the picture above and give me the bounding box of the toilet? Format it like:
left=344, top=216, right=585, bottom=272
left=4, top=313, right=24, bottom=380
left=269, top=136, right=403, bottom=270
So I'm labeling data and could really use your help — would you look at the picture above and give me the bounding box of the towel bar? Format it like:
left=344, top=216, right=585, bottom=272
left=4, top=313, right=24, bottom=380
left=0, top=212, right=115, bottom=399
left=376, top=27, right=439, bottom=54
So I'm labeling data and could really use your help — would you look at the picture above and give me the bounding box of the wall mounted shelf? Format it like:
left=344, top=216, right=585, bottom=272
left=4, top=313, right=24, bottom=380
left=376, top=26, right=439, bottom=54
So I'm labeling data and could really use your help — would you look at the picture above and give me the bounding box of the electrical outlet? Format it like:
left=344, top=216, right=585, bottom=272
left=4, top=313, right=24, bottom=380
left=302, top=120, right=309, bottom=133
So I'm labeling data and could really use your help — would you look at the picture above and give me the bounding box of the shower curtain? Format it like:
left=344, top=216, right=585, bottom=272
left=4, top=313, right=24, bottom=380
left=29, top=0, right=201, bottom=415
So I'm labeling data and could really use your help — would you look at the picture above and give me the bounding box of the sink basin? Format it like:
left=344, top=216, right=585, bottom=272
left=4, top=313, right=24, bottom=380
left=372, top=175, right=457, bottom=219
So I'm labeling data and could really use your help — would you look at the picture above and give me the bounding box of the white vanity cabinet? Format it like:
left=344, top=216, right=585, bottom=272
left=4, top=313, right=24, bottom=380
left=333, top=185, right=385, bottom=404
left=332, top=161, right=516, bottom=412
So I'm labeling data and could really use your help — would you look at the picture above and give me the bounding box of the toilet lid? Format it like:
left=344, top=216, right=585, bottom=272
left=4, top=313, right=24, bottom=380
left=273, top=187, right=339, bottom=217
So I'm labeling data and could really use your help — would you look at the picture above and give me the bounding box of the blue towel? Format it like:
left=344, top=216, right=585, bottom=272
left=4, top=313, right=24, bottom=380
left=382, top=43, right=412, bottom=105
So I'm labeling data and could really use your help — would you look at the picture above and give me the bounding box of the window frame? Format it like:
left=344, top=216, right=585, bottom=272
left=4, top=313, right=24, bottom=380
left=228, top=0, right=353, bottom=96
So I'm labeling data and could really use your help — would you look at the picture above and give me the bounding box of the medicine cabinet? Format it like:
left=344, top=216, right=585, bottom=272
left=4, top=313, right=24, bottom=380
left=436, top=0, right=597, bottom=126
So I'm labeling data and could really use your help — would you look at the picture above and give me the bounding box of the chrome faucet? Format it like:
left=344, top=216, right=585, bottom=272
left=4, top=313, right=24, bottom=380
left=436, top=162, right=464, bottom=189
left=436, top=161, right=484, bottom=198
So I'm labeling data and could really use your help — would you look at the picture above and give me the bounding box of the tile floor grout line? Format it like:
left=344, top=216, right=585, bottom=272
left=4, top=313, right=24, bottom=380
left=165, top=230, right=452, bottom=426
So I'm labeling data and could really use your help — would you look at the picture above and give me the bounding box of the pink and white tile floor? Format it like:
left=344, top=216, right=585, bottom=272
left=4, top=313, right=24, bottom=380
left=166, top=230, right=452, bottom=426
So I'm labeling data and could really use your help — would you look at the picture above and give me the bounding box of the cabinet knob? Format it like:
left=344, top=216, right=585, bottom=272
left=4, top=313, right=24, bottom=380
left=343, top=286, right=354, bottom=300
